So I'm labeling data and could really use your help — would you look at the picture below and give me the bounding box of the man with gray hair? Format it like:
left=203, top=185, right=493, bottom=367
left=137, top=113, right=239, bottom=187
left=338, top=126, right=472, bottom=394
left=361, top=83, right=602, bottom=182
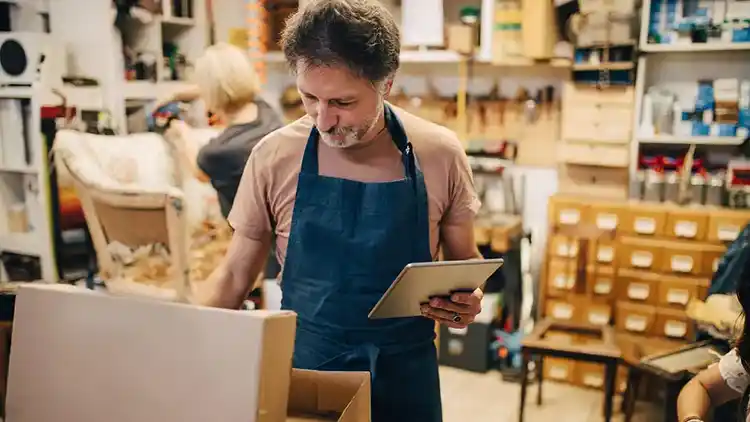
left=197, top=1, right=483, bottom=420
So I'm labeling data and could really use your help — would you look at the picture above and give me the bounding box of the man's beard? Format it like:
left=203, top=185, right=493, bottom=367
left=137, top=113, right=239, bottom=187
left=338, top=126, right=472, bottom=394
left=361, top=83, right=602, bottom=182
left=320, top=104, right=383, bottom=149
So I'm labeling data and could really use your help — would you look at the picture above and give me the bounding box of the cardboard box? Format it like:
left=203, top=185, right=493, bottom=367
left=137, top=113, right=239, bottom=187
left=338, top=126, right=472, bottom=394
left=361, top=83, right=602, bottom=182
left=286, top=369, right=370, bottom=422
left=6, top=284, right=297, bottom=422
left=447, top=24, right=476, bottom=55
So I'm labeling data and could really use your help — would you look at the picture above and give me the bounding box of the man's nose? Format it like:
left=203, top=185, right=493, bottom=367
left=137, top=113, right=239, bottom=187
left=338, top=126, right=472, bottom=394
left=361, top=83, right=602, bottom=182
left=315, top=104, right=338, bottom=132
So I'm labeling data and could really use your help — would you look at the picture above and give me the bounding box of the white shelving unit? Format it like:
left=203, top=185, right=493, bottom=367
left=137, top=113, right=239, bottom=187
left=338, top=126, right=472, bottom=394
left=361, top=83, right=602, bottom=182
left=0, top=0, right=211, bottom=282
left=0, top=87, right=57, bottom=283
left=630, top=0, right=750, bottom=180
left=47, top=0, right=210, bottom=134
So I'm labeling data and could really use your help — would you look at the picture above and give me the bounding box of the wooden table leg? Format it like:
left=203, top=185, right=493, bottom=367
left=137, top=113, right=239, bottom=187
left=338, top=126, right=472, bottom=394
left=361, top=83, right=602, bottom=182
left=536, top=356, right=544, bottom=406
left=518, top=351, right=530, bottom=422
left=603, top=361, right=617, bottom=422
left=624, top=369, right=642, bottom=422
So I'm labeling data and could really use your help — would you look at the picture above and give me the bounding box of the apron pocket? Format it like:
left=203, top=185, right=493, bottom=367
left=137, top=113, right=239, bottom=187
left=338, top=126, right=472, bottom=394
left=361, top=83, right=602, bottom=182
left=293, top=325, right=349, bottom=370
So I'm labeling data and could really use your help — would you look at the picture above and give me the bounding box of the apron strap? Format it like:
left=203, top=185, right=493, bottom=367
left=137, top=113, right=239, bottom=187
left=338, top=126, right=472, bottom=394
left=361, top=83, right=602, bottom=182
left=300, top=103, right=417, bottom=183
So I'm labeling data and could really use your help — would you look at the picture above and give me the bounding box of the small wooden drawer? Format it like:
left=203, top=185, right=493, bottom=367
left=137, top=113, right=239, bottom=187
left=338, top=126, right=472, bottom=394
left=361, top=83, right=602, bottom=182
left=661, top=241, right=704, bottom=276
left=561, top=105, right=632, bottom=145
left=557, top=165, right=629, bottom=201
left=543, top=358, right=576, bottom=383
left=616, top=301, right=656, bottom=335
left=617, top=269, right=660, bottom=304
left=708, top=210, right=750, bottom=243
left=657, top=275, right=711, bottom=309
left=576, top=362, right=605, bottom=390
left=587, top=265, right=616, bottom=300
left=558, top=142, right=629, bottom=168
left=653, top=308, right=694, bottom=341
left=550, top=235, right=580, bottom=258
left=702, top=244, right=727, bottom=276
left=546, top=299, right=579, bottom=323
left=618, top=237, right=663, bottom=271
left=582, top=302, right=612, bottom=327
left=547, top=258, right=578, bottom=297
left=563, top=82, right=635, bottom=107
left=589, top=241, right=617, bottom=266
left=588, top=202, right=628, bottom=232
left=666, top=208, right=709, bottom=241
left=550, top=195, right=589, bottom=227
left=622, top=203, right=668, bottom=237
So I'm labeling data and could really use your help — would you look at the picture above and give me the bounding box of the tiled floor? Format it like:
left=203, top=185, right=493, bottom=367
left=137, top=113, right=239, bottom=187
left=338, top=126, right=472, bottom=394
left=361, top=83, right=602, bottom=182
left=439, top=366, right=660, bottom=422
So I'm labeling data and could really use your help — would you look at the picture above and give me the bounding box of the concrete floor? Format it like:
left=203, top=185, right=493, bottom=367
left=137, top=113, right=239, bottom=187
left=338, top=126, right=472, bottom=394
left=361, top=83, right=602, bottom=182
left=439, top=366, right=659, bottom=422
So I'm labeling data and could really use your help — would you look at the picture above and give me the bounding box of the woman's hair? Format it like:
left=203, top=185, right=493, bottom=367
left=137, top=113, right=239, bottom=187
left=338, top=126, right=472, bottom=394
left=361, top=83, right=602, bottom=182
left=735, top=242, right=750, bottom=420
left=192, top=43, right=260, bottom=114
left=279, top=0, right=401, bottom=83
left=735, top=244, right=750, bottom=359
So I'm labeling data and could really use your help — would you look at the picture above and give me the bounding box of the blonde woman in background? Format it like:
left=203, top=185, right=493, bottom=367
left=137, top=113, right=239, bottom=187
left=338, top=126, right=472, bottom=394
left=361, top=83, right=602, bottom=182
left=161, top=42, right=283, bottom=219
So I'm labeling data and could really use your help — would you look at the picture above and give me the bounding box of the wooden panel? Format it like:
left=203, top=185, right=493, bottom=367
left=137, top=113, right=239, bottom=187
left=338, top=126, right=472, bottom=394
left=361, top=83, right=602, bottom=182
left=557, top=165, right=629, bottom=200
left=563, top=82, right=635, bottom=107
left=558, top=142, right=629, bottom=168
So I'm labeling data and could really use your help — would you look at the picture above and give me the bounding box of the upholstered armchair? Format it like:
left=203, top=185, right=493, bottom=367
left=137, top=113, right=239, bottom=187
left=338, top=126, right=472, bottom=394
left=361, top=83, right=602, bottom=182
left=53, top=128, right=221, bottom=302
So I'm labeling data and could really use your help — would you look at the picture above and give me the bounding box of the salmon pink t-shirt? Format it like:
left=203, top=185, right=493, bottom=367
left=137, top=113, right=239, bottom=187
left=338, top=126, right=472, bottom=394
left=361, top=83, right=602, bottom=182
left=227, top=105, right=481, bottom=275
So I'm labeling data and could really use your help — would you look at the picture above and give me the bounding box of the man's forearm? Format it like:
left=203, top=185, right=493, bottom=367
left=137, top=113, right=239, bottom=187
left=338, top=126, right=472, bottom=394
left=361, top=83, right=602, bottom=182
left=193, top=234, right=271, bottom=309
left=195, top=264, right=253, bottom=309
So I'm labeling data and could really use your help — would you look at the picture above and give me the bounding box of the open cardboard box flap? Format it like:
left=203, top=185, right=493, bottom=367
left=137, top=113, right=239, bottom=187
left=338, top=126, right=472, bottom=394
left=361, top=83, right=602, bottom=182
left=6, top=284, right=296, bottom=422
left=287, top=369, right=371, bottom=422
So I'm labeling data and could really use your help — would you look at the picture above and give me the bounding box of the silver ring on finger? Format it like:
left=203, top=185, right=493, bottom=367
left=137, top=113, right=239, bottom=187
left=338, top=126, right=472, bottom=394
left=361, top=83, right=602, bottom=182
left=452, top=312, right=461, bottom=323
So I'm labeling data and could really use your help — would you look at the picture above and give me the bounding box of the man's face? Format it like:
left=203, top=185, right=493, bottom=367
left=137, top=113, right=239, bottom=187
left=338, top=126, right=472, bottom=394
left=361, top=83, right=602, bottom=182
left=296, top=63, right=389, bottom=148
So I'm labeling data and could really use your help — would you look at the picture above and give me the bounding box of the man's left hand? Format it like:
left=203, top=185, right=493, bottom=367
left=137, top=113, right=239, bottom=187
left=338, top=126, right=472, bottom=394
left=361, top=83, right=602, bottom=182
left=420, top=288, right=483, bottom=329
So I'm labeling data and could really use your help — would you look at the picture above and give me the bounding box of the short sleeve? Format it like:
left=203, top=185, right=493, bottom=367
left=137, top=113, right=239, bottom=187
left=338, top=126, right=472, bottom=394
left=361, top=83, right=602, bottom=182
left=719, top=348, right=750, bottom=394
left=226, top=151, right=273, bottom=240
left=196, top=137, right=249, bottom=182
left=442, top=145, right=481, bottom=225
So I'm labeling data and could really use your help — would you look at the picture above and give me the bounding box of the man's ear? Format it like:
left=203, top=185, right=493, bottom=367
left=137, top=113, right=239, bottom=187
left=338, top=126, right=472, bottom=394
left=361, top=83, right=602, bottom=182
left=383, top=78, right=394, bottom=97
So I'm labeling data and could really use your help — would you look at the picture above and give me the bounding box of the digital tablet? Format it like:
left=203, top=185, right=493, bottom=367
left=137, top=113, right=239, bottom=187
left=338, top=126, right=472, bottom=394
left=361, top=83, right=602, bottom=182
left=367, top=259, right=504, bottom=320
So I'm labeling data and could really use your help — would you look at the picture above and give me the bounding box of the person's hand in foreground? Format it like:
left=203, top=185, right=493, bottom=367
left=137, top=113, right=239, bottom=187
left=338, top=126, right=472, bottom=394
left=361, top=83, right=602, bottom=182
left=421, top=288, right=483, bottom=329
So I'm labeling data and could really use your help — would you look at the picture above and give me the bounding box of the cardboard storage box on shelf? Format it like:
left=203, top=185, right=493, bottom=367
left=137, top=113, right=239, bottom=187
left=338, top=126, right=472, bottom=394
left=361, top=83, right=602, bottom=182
left=5, top=284, right=297, bottom=422
left=286, top=369, right=370, bottom=422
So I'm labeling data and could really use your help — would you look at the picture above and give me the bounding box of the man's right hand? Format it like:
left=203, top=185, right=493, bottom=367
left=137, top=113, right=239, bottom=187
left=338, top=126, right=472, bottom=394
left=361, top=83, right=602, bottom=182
left=192, top=232, right=272, bottom=309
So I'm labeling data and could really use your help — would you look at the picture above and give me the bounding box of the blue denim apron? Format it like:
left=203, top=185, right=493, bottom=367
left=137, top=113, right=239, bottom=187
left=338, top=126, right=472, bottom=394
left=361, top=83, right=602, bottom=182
left=280, top=104, right=442, bottom=422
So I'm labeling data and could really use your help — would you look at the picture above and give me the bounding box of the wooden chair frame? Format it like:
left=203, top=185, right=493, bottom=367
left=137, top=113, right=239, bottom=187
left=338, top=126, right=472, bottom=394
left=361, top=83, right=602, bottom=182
left=59, top=154, right=190, bottom=303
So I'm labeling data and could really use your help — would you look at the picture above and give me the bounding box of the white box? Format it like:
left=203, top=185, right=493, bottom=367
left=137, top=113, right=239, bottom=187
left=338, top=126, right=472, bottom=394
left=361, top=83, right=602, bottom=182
left=6, top=284, right=297, bottom=422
